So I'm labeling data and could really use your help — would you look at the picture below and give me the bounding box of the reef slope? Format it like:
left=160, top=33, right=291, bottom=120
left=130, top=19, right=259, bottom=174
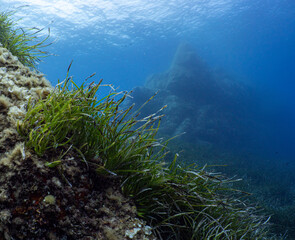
left=0, top=46, right=155, bottom=240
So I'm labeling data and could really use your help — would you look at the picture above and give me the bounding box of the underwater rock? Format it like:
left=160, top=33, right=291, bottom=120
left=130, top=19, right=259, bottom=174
left=145, top=42, right=216, bottom=102
left=0, top=46, right=156, bottom=240
left=129, top=43, right=258, bottom=150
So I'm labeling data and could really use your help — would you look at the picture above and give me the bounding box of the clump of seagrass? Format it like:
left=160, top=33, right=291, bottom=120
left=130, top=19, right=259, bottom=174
left=0, top=10, right=51, bottom=69
left=17, top=66, right=276, bottom=239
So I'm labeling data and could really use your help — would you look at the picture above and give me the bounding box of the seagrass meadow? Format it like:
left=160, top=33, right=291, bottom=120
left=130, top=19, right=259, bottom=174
left=0, top=46, right=282, bottom=240
left=0, top=10, right=281, bottom=240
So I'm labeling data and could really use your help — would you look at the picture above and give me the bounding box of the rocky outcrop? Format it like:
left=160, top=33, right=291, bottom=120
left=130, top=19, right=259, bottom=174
left=0, top=46, right=155, bottom=240
left=129, top=43, right=258, bottom=150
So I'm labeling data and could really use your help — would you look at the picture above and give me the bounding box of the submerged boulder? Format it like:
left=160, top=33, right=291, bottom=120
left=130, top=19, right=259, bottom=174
left=130, top=43, right=258, bottom=149
left=0, top=46, right=155, bottom=240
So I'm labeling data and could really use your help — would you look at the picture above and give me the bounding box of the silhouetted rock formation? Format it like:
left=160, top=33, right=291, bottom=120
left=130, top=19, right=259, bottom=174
left=130, top=43, right=258, bottom=150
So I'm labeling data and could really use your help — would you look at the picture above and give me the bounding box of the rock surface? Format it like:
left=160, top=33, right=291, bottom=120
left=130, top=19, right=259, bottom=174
left=0, top=46, right=156, bottom=240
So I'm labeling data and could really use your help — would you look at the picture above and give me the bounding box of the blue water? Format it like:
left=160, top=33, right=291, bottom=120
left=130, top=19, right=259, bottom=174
left=2, top=0, right=295, bottom=237
left=3, top=1, right=294, bottom=93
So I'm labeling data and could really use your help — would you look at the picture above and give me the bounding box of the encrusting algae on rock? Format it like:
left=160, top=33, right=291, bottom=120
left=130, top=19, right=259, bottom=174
left=0, top=45, right=156, bottom=240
